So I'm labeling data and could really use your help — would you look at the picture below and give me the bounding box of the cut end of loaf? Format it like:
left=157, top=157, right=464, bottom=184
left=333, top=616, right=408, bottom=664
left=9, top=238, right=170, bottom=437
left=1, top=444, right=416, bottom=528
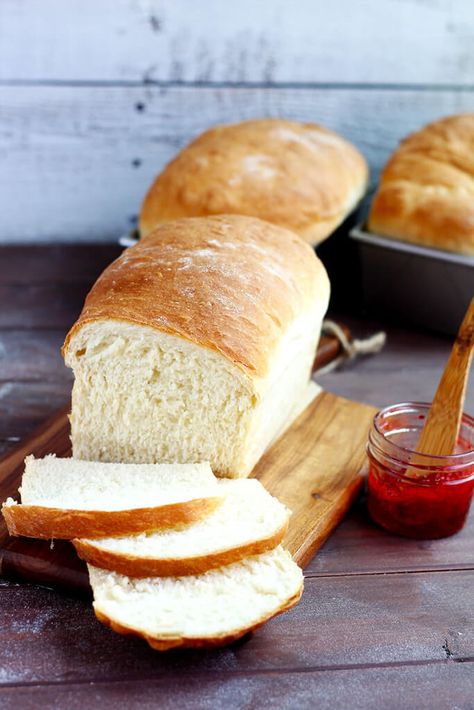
left=65, top=313, right=322, bottom=476
left=65, top=322, right=257, bottom=475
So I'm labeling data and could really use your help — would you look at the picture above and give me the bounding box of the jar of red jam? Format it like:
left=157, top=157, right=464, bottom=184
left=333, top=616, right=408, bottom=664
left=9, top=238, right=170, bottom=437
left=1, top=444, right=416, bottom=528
left=367, top=402, right=474, bottom=539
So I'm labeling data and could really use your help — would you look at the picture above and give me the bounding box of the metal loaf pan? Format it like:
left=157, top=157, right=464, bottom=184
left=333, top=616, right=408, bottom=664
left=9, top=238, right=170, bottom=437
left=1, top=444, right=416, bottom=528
left=350, top=225, right=474, bottom=335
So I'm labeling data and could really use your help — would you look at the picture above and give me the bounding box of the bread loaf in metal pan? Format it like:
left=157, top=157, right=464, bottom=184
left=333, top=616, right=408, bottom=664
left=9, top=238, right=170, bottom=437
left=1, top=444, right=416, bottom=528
left=369, top=113, right=474, bottom=256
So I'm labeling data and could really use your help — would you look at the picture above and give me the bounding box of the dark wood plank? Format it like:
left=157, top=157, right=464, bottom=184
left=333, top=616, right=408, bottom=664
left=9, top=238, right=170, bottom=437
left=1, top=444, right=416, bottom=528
left=0, top=538, right=87, bottom=595
left=0, top=284, right=89, bottom=329
left=256, top=391, right=375, bottom=566
left=319, top=318, right=474, bottom=416
left=0, top=245, right=121, bottom=285
left=0, top=441, right=14, bottom=458
left=0, top=571, right=471, bottom=685
left=1, top=662, right=472, bottom=710
left=306, top=494, right=474, bottom=576
left=0, top=382, right=71, bottom=439
left=0, top=331, right=69, bottom=381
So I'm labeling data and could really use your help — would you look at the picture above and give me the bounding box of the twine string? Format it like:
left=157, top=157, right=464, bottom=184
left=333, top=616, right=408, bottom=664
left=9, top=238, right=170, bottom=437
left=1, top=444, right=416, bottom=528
left=317, top=319, right=387, bottom=374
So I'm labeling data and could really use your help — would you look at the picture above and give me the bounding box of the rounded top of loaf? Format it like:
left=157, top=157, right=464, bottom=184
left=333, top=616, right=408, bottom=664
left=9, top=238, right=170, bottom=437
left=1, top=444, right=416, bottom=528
left=368, top=113, right=474, bottom=256
left=63, top=215, right=330, bottom=378
left=139, top=118, right=368, bottom=246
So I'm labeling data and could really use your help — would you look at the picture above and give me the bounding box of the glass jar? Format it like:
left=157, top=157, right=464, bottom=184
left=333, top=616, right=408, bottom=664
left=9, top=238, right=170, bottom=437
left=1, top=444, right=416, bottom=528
left=367, top=402, right=474, bottom=539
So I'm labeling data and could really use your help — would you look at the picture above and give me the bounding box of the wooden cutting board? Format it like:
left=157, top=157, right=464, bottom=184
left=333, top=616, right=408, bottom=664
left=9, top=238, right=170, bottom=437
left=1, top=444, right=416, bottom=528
left=0, top=389, right=376, bottom=594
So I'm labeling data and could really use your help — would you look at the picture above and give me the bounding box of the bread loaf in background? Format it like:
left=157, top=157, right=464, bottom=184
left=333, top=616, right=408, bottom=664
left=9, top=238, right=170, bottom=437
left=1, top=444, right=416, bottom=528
left=139, top=118, right=368, bottom=246
left=63, top=215, right=330, bottom=477
left=368, top=113, right=474, bottom=256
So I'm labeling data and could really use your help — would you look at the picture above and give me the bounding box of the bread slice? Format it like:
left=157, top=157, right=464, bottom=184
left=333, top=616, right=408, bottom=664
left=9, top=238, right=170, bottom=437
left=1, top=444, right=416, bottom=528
left=73, top=479, right=290, bottom=576
left=88, top=546, right=303, bottom=650
left=2, top=456, right=222, bottom=539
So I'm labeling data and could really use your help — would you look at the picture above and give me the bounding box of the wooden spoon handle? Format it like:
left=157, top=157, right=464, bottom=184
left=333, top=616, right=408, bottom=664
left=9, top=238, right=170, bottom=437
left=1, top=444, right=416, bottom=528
left=312, top=324, right=352, bottom=373
left=416, top=298, right=474, bottom=457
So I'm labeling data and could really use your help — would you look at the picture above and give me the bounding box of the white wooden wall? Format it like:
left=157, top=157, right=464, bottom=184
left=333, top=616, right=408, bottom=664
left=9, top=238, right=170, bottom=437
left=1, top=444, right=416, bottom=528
left=1, top=0, right=473, bottom=242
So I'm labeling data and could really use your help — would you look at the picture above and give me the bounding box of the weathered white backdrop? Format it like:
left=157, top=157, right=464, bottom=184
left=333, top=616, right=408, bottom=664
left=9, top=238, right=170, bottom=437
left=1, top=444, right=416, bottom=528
left=1, top=0, right=473, bottom=242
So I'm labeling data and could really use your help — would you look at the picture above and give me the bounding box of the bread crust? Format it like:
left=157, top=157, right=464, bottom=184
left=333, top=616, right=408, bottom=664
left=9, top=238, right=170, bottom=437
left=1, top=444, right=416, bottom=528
left=93, top=583, right=303, bottom=651
left=2, top=496, right=222, bottom=540
left=62, top=215, right=330, bottom=379
left=72, top=519, right=288, bottom=577
left=139, top=118, right=368, bottom=245
left=368, top=113, right=474, bottom=255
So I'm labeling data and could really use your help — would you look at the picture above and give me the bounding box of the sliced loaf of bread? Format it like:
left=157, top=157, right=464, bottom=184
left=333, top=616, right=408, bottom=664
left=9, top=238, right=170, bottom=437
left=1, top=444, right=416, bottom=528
left=2, top=456, right=221, bottom=539
left=74, top=478, right=290, bottom=576
left=63, top=216, right=329, bottom=477
left=88, top=546, right=303, bottom=650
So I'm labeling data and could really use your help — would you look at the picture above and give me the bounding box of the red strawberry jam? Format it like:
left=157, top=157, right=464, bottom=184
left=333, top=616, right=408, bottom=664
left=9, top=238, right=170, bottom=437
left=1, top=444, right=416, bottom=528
left=367, top=403, right=474, bottom=539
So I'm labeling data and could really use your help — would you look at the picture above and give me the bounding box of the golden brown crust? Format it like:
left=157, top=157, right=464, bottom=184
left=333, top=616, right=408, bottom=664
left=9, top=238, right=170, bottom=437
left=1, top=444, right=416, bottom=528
left=73, top=520, right=288, bottom=577
left=2, top=496, right=222, bottom=540
left=139, top=119, right=368, bottom=245
left=62, top=215, right=330, bottom=378
left=368, top=114, right=474, bottom=256
left=93, top=583, right=303, bottom=651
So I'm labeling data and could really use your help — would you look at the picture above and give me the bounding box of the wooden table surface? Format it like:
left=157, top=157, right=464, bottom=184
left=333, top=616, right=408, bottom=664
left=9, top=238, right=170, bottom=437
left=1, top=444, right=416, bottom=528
left=0, top=245, right=473, bottom=710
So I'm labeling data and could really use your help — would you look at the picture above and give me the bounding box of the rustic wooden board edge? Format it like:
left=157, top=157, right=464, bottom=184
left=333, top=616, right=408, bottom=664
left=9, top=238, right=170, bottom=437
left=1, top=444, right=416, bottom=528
left=254, top=390, right=376, bottom=567
left=0, top=539, right=89, bottom=596
left=295, top=475, right=365, bottom=570
left=0, top=406, right=71, bottom=481
left=0, top=406, right=85, bottom=593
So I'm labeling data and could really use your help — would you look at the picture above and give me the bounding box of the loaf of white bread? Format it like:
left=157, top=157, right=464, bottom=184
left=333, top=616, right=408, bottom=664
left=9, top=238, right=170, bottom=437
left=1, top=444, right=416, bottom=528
left=63, top=215, right=330, bottom=477
left=2, top=457, right=303, bottom=651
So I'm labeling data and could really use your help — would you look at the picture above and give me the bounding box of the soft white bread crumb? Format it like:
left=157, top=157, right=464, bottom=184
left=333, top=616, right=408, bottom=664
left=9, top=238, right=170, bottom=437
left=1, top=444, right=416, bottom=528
left=88, top=546, right=303, bottom=650
left=74, top=479, right=290, bottom=575
left=16, top=455, right=218, bottom=510
left=66, top=311, right=323, bottom=477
